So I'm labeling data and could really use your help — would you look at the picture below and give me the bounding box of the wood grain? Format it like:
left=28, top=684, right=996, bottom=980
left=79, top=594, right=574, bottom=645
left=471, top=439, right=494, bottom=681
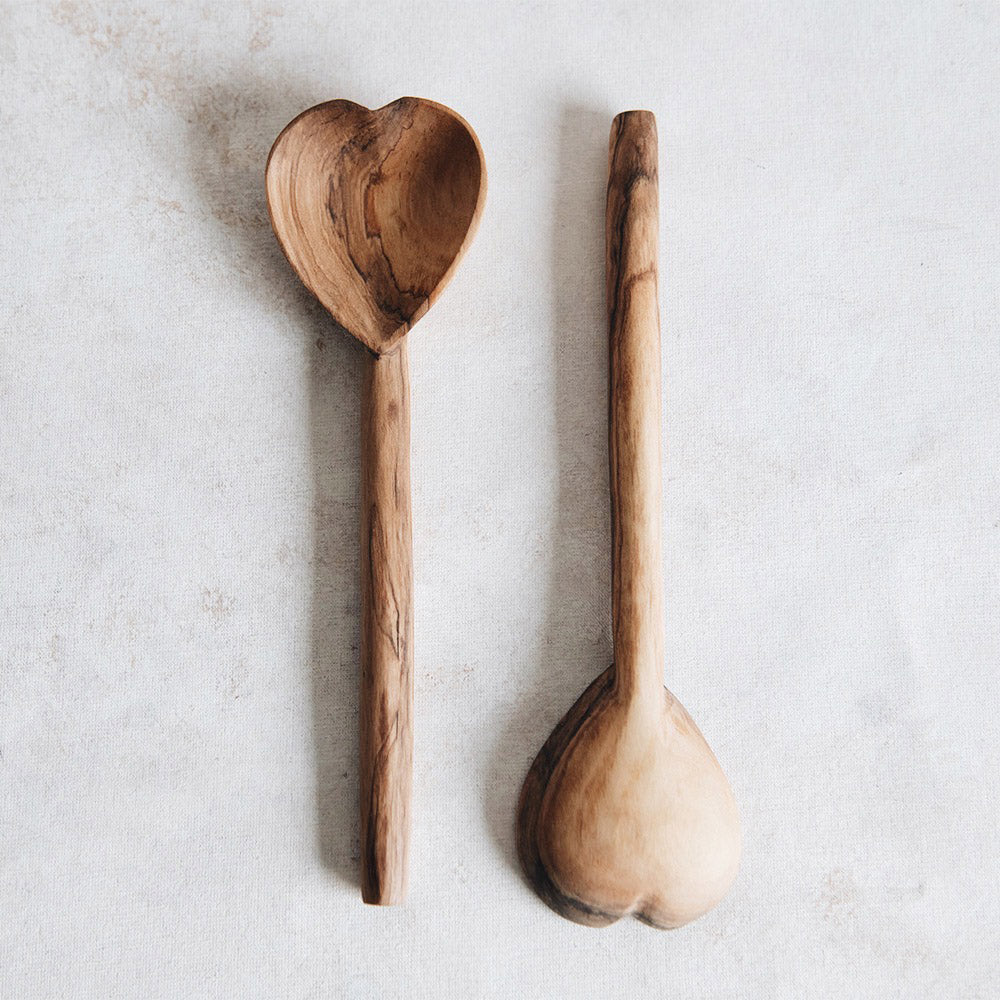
left=606, top=109, right=664, bottom=705
left=266, top=98, right=486, bottom=904
left=359, top=343, right=413, bottom=905
left=516, top=111, right=741, bottom=930
left=266, top=98, right=486, bottom=356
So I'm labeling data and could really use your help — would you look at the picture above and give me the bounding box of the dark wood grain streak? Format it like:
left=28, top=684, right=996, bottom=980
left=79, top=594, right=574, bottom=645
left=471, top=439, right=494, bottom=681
left=516, top=111, right=741, bottom=931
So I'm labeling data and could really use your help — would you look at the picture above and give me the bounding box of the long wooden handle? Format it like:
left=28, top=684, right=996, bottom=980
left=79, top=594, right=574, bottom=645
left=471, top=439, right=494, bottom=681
left=359, top=341, right=413, bottom=905
left=606, top=111, right=664, bottom=704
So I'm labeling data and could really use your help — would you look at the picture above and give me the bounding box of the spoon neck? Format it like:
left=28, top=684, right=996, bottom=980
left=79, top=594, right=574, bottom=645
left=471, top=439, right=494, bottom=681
left=610, top=494, right=666, bottom=704
left=607, top=111, right=665, bottom=703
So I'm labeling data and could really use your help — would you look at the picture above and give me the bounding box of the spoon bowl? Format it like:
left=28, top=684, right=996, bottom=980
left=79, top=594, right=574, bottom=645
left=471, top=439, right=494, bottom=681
left=518, top=667, right=740, bottom=928
left=266, top=97, right=486, bottom=355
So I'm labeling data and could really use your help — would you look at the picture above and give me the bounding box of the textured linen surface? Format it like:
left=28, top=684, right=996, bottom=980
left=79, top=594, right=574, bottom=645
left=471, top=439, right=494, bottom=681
left=2, top=2, right=999, bottom=997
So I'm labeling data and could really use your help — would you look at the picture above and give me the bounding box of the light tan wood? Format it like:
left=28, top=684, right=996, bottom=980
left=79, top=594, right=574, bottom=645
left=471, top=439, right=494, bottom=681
left=517, top=111, right=741, bottom=929
left=266, top=98, right=486, bottom=904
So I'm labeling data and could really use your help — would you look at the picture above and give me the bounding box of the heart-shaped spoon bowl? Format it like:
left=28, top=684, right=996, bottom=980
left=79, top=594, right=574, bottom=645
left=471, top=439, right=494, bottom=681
left=517, top=666, right=741, bottom=929
left=266, top=97, right=486, bottom=354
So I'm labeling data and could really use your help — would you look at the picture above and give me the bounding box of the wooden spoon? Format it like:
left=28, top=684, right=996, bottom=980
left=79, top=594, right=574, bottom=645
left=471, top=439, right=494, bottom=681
left=266, top=98, right=486, bottom=904
left=516, top=111, right=740, bottom=929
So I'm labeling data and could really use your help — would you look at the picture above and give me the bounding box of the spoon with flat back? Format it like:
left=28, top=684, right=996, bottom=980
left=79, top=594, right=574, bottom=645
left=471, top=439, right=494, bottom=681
left=266, top=97, right=486, bottom=904
left=516, top=111, right=740, bottom=929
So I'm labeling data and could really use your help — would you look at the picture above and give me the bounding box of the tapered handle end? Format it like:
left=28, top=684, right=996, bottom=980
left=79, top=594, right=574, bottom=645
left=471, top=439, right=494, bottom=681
left=610, top=111, right=658, bottom=178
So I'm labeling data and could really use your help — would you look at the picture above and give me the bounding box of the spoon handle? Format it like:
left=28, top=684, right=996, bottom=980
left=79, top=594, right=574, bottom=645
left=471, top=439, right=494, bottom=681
left=359, top=341, right=413, bottom=905
left=606, top=111, right=665, bottom=703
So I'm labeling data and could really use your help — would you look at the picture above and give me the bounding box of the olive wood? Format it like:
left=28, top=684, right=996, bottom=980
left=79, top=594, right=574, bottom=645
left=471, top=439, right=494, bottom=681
left=266, top=98, right=486, bottom=904
left=516, top=111, right=741, bottom=929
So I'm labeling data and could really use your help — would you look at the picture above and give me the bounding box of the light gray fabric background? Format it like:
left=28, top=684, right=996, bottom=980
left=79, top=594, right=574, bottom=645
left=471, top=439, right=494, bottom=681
left=2, top=1, right=999, bottom=997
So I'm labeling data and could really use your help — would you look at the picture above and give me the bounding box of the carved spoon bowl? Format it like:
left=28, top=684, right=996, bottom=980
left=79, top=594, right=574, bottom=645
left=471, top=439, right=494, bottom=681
left=266, top=97, right=485, bottom=352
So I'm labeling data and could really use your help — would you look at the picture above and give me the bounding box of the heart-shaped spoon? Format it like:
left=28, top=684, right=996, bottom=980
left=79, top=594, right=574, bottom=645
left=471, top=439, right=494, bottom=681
left=516, top=111, right=740, bottom=929
left=266, top=98, right=486, bottom=904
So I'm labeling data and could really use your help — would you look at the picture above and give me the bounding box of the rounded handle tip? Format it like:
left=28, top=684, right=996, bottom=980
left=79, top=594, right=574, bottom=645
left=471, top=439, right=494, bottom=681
left=609, top=111, right=658, bottom=179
